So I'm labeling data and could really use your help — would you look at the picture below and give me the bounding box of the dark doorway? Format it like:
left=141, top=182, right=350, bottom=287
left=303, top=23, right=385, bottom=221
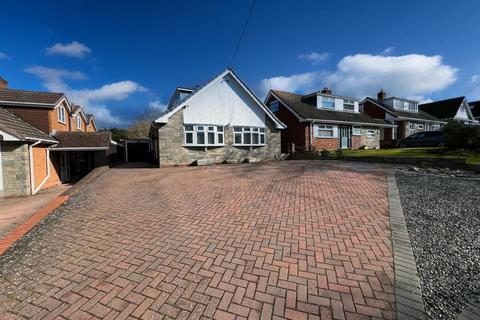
left=126, top=141, right=150, bottom=162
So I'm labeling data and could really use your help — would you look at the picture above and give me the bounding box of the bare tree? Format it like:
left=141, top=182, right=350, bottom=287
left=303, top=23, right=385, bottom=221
left=127, top=104, right=165, bottom=138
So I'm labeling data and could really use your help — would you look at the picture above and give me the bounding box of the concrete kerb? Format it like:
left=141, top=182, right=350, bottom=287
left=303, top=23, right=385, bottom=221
left=387, top=173, right=426, bottom=319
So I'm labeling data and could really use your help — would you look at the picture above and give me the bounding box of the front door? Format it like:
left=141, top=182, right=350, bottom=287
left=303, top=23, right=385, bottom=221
left=339, top=126, right=352, bottom=149
left=60, top=152, right=70, bottom=182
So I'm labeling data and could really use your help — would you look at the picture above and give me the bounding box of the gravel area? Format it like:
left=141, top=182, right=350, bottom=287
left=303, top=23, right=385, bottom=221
left=396, top=171, right=480, bottom=319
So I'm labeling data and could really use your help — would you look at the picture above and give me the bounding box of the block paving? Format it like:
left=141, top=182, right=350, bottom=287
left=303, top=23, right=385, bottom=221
left=0, top=161, right=396, bottom=319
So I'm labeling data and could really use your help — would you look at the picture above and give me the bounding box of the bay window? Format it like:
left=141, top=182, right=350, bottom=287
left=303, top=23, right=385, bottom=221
left=184, top=124, right=224, bottom=146
left=233, top=127, right=266, bottom=146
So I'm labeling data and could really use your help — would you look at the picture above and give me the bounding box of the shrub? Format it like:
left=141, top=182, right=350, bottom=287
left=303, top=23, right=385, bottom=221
left=442, top=121, right=480, bottom=150
left=320, top=149, right=329, bottom=157
left=335, top=148, right=344, bottom=157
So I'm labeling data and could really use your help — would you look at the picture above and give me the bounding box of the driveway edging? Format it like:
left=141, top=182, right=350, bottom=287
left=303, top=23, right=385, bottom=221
left=387, top=173, right=426, bottom=320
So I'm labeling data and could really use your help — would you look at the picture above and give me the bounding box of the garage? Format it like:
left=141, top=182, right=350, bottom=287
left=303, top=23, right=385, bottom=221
left=122, top=139, right=152, bottom=163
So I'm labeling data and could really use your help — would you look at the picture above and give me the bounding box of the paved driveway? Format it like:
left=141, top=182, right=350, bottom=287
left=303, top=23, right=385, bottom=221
left=0, top=161, right=395, bottom=319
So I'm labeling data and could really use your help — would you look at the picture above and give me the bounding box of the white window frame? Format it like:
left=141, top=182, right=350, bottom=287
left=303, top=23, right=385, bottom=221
left=417, top=123, right=424, bottom=130
left=270, top=100, right=279, bottom=112
left=352, top=126, right=362, bottom=136
left=233, top=126, right=266, bottom=146
left=57, top=106, right=66, bottom=124
left=321, top=97, right=335, bottom=109
left=316, top=125, right=335, bottom=138
left=343, top=99, right=355, bottom=111
left=408, top=123, right=415, bottom=130
left=184, top=124, right=224, bottom=146
left=76, top=115, right=82, bottom=130
left=366, top=129, right=376, bottom=138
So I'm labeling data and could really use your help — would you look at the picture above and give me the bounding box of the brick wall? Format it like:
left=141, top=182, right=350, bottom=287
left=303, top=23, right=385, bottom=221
left=32, top=145, right=60, bottom=191
left=50, top=107, right=70, bottom=132
left=3, top=106, right=51, bottom=134
left=359, top=127, right=381, bottom=149
left=157, top=109, right=281, bottom=167
left=0, top=142, right=31, bottom=197
left=311, top=137, right=339, bottom=150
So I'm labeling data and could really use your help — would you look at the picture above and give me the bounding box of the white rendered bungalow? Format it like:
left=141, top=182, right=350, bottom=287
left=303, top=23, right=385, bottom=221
left=150, top=68, right=285, bottom=167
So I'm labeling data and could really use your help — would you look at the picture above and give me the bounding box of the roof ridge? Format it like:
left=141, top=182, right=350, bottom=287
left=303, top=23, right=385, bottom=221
left=0, top=87, right=64, bottom=95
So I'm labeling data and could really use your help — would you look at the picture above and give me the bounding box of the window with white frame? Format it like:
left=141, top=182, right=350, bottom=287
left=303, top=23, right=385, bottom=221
left=366, top=129, right=376, bottom=138
left=321, top=97, right=335, bottom=109
left=233, top=127, right=266, bottom=146
left=409, top=102, right=418, bottom=111
left=352, top=126, right=362, bottom=135
left=270, top=100, right=279, bottom=112
left=184, top=125, right=224, bottom=146
left=76, top=115, right=81, bottom=129
left=316, top=125, right=335, bottom=138
left=343, top=99, right=355, bottom=111
left=57, top=106, right=66, bottom=123
left=417, top=123, right=424, bottom=130
left=408, top=123, right=415, bottom=130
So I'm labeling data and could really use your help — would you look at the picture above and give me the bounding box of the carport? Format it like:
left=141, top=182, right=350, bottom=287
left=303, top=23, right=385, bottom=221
left=121, top=139, right=152, bottom=163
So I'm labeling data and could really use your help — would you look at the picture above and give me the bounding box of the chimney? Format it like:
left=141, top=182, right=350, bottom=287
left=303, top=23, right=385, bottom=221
left=377, top=89, right=386, bottom=100
left=0, top=77, right=7, bottom=89
left=321, top=87, right=332, bottom=95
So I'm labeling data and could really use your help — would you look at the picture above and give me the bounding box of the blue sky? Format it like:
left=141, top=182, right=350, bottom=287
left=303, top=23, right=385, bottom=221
left=1, top=0, right=480, bottom=128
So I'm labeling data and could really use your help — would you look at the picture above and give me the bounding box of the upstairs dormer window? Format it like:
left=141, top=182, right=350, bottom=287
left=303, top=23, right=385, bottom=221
left=76, top=115, right=81, bottom=130
left=343, top=99, right=355, bottom=111
left=322, top=97, right=335, bottom=109
left=270, top=100, right=279, bottom=112
left=57, top=106, right=66, bottom=123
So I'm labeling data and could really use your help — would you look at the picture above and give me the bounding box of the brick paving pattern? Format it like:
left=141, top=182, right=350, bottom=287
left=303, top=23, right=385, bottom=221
left=0, top=161, right=395, bottom=319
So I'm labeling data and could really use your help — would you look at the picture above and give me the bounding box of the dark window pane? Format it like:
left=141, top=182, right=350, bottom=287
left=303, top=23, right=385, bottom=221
left=208, top=126, right=214, bottom=131
left=244, top=132, right=251, bottom=144
left=234, top=127, right=241, bottom=132
left=197, top=126, right=204, bottom=131
left=217, top=126, right=223, bottom=132
left=186, top=133, right=193, bottom=144
left=235, top=133, right=242, bottom=144
left=197, top=132, right=205, bottom=144
left=218, top=133, right=223, bottom=144
left=252, top=133, right=259, bottom=144
left=208, top=132, right=215, bottom=144
left=185, top=125, right=193, bottom=131
left=260, top=128, right=265, bottom=132
left=260, top=134, right=265, bottom=144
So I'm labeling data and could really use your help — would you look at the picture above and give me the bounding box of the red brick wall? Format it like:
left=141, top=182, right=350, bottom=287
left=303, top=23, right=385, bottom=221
left=266, top=96, right=308, bottom=153
left=352, top=136, right=361, bottom=149
left=311, top=137, right=339, bottom=150
left=3, top=106, right=51, bottom=133
left=362, top=101, right=387, bottom=119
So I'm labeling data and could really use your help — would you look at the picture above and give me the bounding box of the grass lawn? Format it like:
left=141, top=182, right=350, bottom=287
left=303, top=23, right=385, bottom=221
left=341, top=147, right=480, bottom=165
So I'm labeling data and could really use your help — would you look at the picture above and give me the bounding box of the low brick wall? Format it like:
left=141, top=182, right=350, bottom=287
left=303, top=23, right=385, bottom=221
left=0, top=142, right=31, bottom=197
left=157, top=109, right=281, bottom=166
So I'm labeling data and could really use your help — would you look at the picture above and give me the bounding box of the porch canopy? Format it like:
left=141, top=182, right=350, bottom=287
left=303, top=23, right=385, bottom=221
left=49, top=131, right=111, bottom=151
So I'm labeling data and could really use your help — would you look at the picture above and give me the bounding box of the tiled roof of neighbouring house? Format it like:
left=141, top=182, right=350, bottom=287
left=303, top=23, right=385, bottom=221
left=365, top=97, right=441, bottom=122
left=0, top=107, right=57, bottom=143
left=272, top=90, right=392, bottom=126
left=469, top=100, right=480, bottom=118
left=0, top=88, right=64, bottom=106
left=51, top=131, right=111, bottom=149
left=419, top=97, right=466, bottom=120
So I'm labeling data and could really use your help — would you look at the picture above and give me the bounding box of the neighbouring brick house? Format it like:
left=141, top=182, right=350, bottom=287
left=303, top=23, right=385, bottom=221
left=419, top=96, right=479, bottom=125
left=264, top=88, right=395, bottom=152
left=150, top=69, right=285, bottom=166
left=0, top=77, right=110, bottom=197
left=361, top=90, right=445, bottom=148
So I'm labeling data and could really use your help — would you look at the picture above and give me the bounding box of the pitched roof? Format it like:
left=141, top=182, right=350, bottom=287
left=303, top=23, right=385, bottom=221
left=272, top=91, right=393, bottom=126
left=50, top=131, right=111, bottom=150
left=0, top=107, right=57, bottom=143
left=156, top=69, right=286, bottom=129
left=419, top=97, right=466, bottom=120
left=365, top=97, right=441, bottom=122
left=0, top=88, right=64, bottom=106
left=469, top=100, right=480, bottom=118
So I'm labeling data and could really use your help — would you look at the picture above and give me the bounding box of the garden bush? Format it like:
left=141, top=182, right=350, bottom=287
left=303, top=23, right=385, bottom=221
left=442, top=121, right=480, bottom=150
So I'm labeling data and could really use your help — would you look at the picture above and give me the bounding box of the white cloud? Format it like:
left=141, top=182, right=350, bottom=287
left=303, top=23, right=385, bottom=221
left=324, top=54, right=458, bottom=99
left=298, top=52, right=330, bottom=64
left=46, top=41, right=91, bottom=58
left=149, top=100, right=167, bottom=110
left=259, top=72, right=321, bottom=97
left=0, top=52, right=10, bottom=60
left=260, top=54, right=458, bottom=100
left=382, top=47, right=395, bottom=55
left=470, top=75, right=480, bottom=99
left=26, top=66, right=146, bottom=127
